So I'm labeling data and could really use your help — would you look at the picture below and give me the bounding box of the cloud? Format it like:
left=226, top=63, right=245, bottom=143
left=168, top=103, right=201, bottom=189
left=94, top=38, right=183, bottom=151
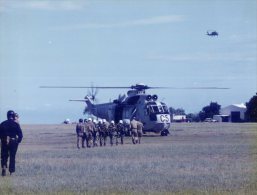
left=53, top=15, right=185, bottom=30
left=0, top=0, right=89, bottom=12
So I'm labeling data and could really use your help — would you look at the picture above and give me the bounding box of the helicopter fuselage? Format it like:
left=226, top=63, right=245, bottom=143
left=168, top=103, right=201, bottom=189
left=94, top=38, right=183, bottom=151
left=86, top=91, right=171, bottom=135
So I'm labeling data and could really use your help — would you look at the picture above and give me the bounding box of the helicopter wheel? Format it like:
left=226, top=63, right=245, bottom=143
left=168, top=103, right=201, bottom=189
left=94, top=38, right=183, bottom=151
left=161, top=129, right=169, bottom=136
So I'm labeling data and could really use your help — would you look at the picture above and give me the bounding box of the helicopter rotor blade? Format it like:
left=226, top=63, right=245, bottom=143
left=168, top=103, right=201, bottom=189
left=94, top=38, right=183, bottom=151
left=40, top=86, right=131, bottom=89
left=40, top=86, right=229, bottom=90
left=148, top=87, right=229, bottom=90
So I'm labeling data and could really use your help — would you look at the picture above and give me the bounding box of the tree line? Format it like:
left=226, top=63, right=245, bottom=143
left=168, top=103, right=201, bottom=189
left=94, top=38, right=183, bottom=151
left=169, top=93, right=257, bottom=122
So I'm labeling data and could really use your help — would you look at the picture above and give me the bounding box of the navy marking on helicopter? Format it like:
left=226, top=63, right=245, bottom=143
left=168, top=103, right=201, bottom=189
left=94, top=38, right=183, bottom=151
left=40, top=83, right=229, bottom=136
left=207, top=30, right=218, bottom=36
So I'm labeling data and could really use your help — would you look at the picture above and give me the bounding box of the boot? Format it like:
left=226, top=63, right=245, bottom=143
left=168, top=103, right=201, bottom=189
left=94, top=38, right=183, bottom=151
left=2, top=168, right=6, bottom=176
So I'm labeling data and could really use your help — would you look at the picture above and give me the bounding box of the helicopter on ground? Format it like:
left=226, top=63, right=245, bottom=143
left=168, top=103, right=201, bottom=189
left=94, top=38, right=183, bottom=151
left=40, top=83, right=229, bottom=136
left=41, top=83, right=171, bottom=136
left=206, top=30, right=218, bottom=36
left=72, top=83, right=171, bottom=136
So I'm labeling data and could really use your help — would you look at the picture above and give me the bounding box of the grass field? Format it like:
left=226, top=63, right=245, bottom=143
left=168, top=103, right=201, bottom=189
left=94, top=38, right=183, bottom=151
left=0, top=123, right=257, bottom=194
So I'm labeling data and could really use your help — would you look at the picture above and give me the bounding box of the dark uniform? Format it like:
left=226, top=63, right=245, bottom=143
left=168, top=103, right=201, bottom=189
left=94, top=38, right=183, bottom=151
left=0, top=110, right=23, bottom=176
left=76, top=119, right=85, bottom=149
left=137, top=121, right=143, bottom=144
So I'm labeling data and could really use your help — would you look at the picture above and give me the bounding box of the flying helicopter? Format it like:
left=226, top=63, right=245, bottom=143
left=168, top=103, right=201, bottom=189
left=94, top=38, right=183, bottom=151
left=40, top=83, right=229, bottom=136
left=206, top=30, right=219, bottom=36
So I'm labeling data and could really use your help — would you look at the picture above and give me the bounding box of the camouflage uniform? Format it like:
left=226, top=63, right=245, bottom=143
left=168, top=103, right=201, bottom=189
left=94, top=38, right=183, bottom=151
left=101, top=121, right=109, bottom=146
left=137, top=121, right=143, bottom=144
left=116, top=122, right=125, bottom=145
left=98, top=121, right=104, bottom=147
left=76, top=120, right=85, bottom=148
left=92, top=121, right=99, bottom=147
left=85, top=120, right=95, bottom=148
left=108, top=122, right=116, bottom=146
left=130, top=118, right=138, bottom=144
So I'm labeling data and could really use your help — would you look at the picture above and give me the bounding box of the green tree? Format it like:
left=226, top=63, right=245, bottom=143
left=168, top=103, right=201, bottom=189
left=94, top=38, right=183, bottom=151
left=174, top=108, right=185, bottom=115
left=169, top=107, right=186, bottom=115
left=199, top=102, right=221, bottom=121
left=246, top=93, right=257, bottom=122
left=169, top=107, right=175, bottom=115
left=186, top=113, right=200, bottom=122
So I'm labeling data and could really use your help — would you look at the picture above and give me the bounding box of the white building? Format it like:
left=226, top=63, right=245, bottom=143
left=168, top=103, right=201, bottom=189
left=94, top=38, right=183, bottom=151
left=220, top=103, right=246, bottom=122
left=172, top=114, right=187, bottom=122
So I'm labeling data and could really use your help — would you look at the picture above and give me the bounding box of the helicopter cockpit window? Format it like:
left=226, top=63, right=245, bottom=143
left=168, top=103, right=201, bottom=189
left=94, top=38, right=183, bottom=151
left=158, top=105, right=164, bottom=113
left=162, top=106, right=169, bottom=113
left=152, top=106, right=159, bottom=113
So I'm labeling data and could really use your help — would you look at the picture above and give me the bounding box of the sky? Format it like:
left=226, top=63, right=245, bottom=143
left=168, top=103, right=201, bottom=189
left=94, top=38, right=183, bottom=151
left=0, top=0, right=256, bottom=124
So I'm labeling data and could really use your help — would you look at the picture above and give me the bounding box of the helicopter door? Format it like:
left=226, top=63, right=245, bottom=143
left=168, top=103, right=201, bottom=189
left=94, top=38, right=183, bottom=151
left=114, top=105, right=123, bottom=123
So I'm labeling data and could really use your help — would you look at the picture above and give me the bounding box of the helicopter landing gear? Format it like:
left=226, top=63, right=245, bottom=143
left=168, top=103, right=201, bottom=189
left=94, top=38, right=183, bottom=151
left=160, top=129, right=169, bottom=136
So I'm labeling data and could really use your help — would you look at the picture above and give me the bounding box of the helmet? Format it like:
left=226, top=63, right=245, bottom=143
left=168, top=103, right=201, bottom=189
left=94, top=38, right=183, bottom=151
left=119, top=120, right=123, bottom=124
left=102, top=119, right=106, bottom=123
left=93, top=119, right=97, bottom=123
left=111, top=120, right=114, bottom=124
left=79, top=118, right=83, bottom=123
left=98, top=119, right=102, bottom=124
left=84, top=119, right=87, bottom=123
left=7, top=110, right=15, bottom=119
left=88, top=118, right=92, bottom=121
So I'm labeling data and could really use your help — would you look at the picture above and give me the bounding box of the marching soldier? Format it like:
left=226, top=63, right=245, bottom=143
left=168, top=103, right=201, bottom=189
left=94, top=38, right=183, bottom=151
left=92, top=119, right=99, bottom=147
left=108, top=121, right=116, bottom=146
left=85, top=118, right=95, bottom=148
left=130, top=117, right=138, bottom=144
left=102, top=119, right=109, bottom=146
left=76, top=119, right=85, bottom=149
left=83, top=119, right=88, bottom=147
left=116, top=120, right=125, bottom=145
left=137, top=120, right=144, bottom=144
left=0, top=110, right=23, bottom=176
left=98, top=119, right=104, bottom=146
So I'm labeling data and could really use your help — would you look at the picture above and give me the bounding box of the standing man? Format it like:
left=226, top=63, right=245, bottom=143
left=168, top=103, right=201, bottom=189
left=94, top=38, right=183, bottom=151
left=98, top=119, right=104, bottom=147
left=0, top=110, right=23, bottom=176
left=137, top=120, right=144, bottom=144
left=85, top=118, right=95, bottom=148
left=92, top=119, right=99, bottom=147
left=108, top=121, right=116, bottom=146
left=76, top=118, right=85, bottom=149
left=116, top=120, right=125, bottom=145
left=130, top=117, right=138, bottom=144
left=102, top=119, right=109, bottom=146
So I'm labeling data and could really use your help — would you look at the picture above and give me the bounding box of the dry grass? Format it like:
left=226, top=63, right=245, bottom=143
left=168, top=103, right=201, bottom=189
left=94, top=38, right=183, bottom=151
left=0, top=123, right=256, bottom=194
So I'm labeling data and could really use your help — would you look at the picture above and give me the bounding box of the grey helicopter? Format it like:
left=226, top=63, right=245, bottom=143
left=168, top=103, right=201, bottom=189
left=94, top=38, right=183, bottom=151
left=207, top=30, right=219, bottom=36
left=40, top=83, right=229, bottom=136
